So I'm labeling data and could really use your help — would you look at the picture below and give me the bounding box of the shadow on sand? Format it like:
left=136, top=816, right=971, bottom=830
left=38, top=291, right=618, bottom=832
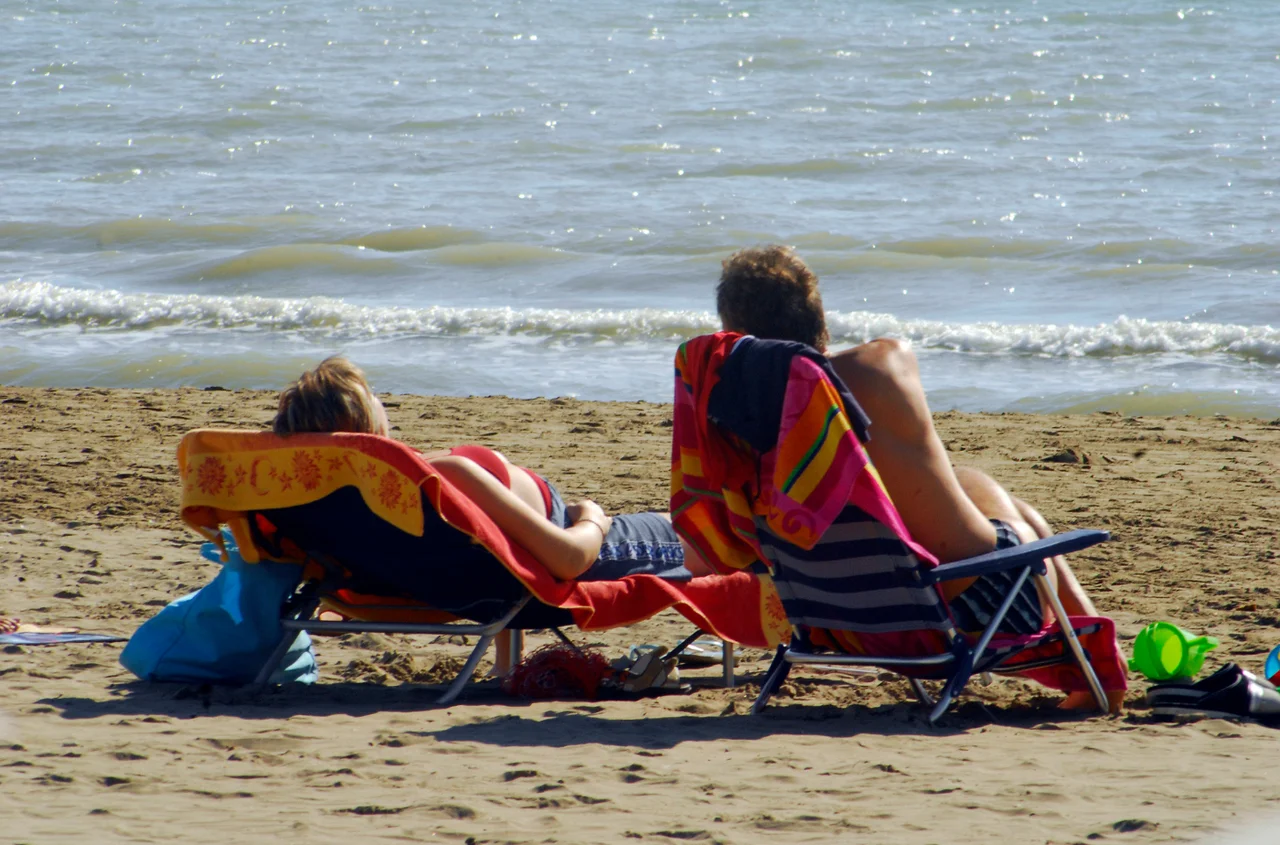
left=37, top=676, right=1103, bottom=747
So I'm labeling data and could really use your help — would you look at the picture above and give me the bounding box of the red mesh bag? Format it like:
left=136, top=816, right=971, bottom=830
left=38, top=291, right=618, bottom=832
left=501, top=643, right=614, bottom=700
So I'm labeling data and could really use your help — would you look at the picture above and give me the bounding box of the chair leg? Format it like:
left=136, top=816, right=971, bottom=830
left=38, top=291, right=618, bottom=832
left=751, top=645, right=791, bottom=715
left=550, top=627, right=585, bottom=655
left=438, top=632, right=498, bottom=706
left=929, top=565, right=1035, bottom=723
left=437, top=594, right=534, bottom=705
left=667, top=629, right=704, bottom=661
left=928, top=645, right=972, bottom=724
left=908, top=677, right=935, bottom=707
left=253, top=593, right=320, bottom=691
left=1036, top=573, right=1109, bottom=713
left=722, top=639, right=736, bottom=688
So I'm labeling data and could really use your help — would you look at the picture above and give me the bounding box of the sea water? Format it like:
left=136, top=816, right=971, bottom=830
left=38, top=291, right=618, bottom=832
left=2, top=1, right=1277, bottom=416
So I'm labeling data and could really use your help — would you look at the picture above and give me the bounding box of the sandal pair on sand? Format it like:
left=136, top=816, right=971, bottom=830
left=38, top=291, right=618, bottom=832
left=1148, top=663, right=1280, bottom=726
left=616, top=645, right=688, bottom=694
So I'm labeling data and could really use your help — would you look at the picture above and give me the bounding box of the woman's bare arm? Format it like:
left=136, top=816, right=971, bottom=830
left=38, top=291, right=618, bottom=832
left=428, top=455, right=611, bottom=580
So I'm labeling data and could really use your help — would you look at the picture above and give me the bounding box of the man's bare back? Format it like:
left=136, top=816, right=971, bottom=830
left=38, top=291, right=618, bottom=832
left=827, top=338, right=1000, bottom=566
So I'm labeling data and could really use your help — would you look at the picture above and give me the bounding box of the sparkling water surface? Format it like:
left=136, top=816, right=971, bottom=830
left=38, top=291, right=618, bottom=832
left=3, top=2, right=1277, bottom=415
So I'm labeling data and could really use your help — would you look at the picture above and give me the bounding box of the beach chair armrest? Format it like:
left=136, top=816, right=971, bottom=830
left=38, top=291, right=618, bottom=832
left=922, top=529, right=1110, bottom=585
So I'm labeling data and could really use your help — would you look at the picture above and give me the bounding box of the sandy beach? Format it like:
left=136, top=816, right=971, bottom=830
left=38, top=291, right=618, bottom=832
left=3, top=386, right=1280, bottom=844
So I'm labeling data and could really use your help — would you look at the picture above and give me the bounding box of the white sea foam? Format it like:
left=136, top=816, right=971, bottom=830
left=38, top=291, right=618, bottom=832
left=825, top=312, right=1280, bottom=361
left=0, top=280, right=720, bottom=340
left=3, top=281, right=1278, bottom=362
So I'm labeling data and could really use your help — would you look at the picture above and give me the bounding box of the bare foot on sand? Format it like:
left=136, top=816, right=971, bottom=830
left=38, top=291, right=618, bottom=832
left=1060, top=689, right=1126, bottom=714
left=0, top=618, right=19, bottom=634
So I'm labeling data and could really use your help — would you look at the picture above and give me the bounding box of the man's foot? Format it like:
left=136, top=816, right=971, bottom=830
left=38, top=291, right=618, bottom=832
left=0, top=618, right=19, bottom=634
left=1059, top=689, right=1125, bottom=714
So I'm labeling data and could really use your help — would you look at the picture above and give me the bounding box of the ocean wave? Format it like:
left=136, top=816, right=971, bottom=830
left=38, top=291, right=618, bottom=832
left=701, top=158, right=870, bottom=178
left=1013, top=390, right=1280, bottom=418
left=0, top=219, right=488, bottom=253
left=825, top=312, right=1280, bottom=361
left=340, top=226, right=487, bottom=252
left=5, top=217, right=1280, bottom=273
left=0, top=281, right=719, bottom=339
left=2, top=281, right=1278, bottom=361
left=189, top=244, right=405, bottom=280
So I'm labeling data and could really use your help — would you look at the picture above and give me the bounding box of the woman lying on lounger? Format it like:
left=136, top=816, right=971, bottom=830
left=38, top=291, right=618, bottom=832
left=273, top=356, right=712, bottom=674
left=273, top=356, right=711, bottom=584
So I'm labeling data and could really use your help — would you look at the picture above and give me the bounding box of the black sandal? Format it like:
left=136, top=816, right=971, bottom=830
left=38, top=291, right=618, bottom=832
left=1147, top=663, right=1280, bottom=726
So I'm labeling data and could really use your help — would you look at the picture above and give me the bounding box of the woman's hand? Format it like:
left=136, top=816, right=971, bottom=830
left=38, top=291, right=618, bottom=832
left=566, top=499, right=612, bottom=539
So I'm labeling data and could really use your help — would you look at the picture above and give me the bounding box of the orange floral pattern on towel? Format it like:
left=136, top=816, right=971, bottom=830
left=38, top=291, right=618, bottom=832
left=180, top=430, right=424, bottom=540
left=757, top=573, right=792, bottom=646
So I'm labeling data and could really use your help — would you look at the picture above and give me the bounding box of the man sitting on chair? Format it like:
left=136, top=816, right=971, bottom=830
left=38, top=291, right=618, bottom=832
left=714, top=245, right=1123, bottom=711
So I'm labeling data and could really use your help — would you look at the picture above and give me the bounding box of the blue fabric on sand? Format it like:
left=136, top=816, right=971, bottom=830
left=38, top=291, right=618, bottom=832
left=119, top=532, right=318, bottom=685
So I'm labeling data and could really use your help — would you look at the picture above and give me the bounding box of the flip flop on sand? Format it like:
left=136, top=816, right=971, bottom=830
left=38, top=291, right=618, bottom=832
left=616, top=646, right=689, bottom=695
left=627, top=643, right=664, bottom=664
left=678, top=636, right=742, bottom=667
left=1147, top=663, right=1280, bottom=726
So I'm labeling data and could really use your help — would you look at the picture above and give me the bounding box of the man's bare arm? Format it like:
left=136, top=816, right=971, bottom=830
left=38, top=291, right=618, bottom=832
left=827, top=339, right=997, bottom=566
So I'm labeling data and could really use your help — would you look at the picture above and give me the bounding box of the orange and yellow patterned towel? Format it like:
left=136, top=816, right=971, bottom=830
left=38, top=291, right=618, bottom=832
left=671, top=332, right=935, bottom=575
left=179, top=429, right=789, bottom=648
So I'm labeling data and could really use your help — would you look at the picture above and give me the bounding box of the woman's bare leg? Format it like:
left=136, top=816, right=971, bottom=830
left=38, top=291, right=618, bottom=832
left=492, top=629, right=518, bottom=677
left=651, top=512, right=714, bottom=576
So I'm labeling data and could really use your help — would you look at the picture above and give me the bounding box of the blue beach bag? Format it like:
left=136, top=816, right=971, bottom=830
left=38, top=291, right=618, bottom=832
left=120, top=532, right=318, bottom=684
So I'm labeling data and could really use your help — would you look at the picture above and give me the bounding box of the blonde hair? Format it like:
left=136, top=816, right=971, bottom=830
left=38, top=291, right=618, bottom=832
left=274, top=356, right=385, bottom=436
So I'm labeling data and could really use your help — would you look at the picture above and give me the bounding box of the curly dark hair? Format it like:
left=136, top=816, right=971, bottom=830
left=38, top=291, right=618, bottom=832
left=715, top=245, right=829, bottom=352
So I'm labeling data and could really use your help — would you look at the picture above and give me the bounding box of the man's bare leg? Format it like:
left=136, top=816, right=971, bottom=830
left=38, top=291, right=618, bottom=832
left=953, top=466, right=1098, bottom=615
left=827, top=341, right=1121, bottom=711
left=954, top=466, right=1122, bottom=712
left=1010, top=493, right=1100, bottom=619
left=945, top=465, right=1068, bottom=608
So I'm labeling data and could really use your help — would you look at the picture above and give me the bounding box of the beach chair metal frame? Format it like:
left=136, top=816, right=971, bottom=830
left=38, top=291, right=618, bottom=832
left=251, top=545, right=737, bottom=704
left=179, top=429, right=751, bottom=704
left=751, top=529, right=1111, bottom=722
left=253, top=577, right=534, bottom=705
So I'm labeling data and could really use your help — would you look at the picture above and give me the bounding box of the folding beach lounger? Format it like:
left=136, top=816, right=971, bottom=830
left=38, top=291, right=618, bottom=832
left=670, top=333, right=1128, bottom=723
left=178, top=430, right=790, bottom=704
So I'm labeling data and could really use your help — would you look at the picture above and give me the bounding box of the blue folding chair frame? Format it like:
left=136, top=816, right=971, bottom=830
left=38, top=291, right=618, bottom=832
left=751, top=529, right=1112, bottom=722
